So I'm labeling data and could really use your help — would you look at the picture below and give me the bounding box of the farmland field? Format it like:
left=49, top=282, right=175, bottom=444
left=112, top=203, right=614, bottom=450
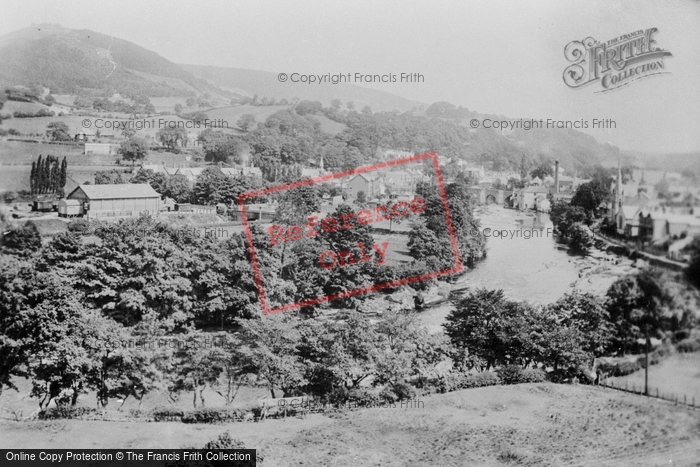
left=204, top=104, right=291, bottom=128
left=607, top=353, right=700, bottom=404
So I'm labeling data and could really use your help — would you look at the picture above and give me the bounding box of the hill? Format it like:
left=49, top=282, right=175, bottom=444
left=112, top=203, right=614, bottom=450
left=0, top=24, right=225, bottom=99
left=1, top=383, right=698, bottom=466
left=182, top=64, right=424, bottom=113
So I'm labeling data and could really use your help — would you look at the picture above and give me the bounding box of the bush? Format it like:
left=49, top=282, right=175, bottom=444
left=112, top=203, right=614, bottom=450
left=469, top=372, right=501, bottom=387
left=151, top=406, right=184, bottom=422
left=674, top=330, right=690, bottom=342
left=386, top=382, right=416, bottom=401
left=436, top=371, right=500, bottom=393
left=67, top=219, right=90, bottom=235
left=496, top=365, right=524, bottom=384
left=181, top=407, right=246, bottom=424
left=520, top=368, right=548, bottom=383
left=677, top=337, right=700, bottom=353
left=598, top=360, right=641, bottom=377
left=347, top=388, right=382, bottom=407
left=38, top=406, right=99, bottom=420
left=495, top=366, right=548, bottom=384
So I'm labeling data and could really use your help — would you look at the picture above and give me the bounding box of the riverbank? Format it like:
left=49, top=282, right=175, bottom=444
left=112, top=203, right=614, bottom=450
left=417, top=205, right=638, bottom=333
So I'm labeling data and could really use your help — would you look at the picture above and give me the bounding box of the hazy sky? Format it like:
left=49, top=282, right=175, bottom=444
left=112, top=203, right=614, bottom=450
left=2, top=0, right=699, bottom=154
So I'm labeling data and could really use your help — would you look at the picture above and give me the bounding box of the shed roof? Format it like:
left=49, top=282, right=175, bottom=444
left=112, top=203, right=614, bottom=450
left=68, top=184, right=161, bottom=200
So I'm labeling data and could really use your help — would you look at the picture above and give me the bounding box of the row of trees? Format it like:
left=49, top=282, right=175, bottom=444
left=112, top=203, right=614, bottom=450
left=30, top=155, right=67, bottom=196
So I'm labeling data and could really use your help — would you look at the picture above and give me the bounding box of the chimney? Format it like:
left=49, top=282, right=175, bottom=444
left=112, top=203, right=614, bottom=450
left=554, top=160, right=560, bottom=194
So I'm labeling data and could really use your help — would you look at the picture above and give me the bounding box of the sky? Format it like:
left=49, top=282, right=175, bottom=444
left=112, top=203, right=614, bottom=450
left=1, top=0, right=699, bottom=154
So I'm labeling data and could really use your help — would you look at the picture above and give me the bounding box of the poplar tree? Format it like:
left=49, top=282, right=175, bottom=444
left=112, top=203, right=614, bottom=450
left=36, top=155, right=44, bottom=194
left=60, top=157, right=67, bottom=192
left=30, top=162, right=36, bottom=195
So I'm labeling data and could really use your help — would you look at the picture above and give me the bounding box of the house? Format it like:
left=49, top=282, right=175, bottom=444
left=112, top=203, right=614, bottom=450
left=220, top=166, right=263, bottom=178
left=140, top=164, right=169, bottom=176
left=66, top=184, right=161, bottom=218
left=614, top=197, right=650, bottom=237
left=639, top=211, right=700, bottom=243
left=175, top=167, right=206, bottom=184
left=462, top=165, right=485, bottom=182
left=383, top=170, right=417, bottom=194
left=515, top=185, right=549, bottom=210
left=347, top=173, right=384, bottom=199
left=85, top=142, right=120, bottom=156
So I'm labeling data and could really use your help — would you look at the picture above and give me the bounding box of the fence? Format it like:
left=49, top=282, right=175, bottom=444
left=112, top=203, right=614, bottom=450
left=599, top=378, right=698, bottom=410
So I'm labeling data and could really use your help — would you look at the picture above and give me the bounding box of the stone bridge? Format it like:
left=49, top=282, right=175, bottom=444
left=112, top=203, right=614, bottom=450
left=467, top=187, right=507, bottom=205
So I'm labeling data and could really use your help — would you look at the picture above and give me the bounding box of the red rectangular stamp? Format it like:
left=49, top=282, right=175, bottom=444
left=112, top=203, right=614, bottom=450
left=238, top=152, right=462, bottom=315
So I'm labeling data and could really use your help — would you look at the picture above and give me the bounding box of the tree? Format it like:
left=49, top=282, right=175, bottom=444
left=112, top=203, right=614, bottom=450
left=165, top=174, right=192, bottom=203
left=606, top=268, right=673, bottom=355
left=94, top=169, right=125, bottom=185
left=118, top=137, right=148, bottom=165
left=355, top=190, right=367, bottom=206
left=571, top=182, right=602, bottom=213
left=174, top=103, right=183, bottom=114
left=167, top=331, right=225, bottom=408
left=238, top=315, right=306, bottom=398
left=156, top=127, right=187, bottom=149
left=550, top=201, right=589, bottom=236
left=1, top=222, right=42, bottom=256
left=567, top=223, right=594, bottom=252
left=30, top=162, right=36, bottom=195
left=59, top=157, right=67, bottom=197
left=46, top=122, right=71, bottom=142
left=130, top=169, right=167, bottom=195
left=686, top=236, right=700, bottom=289
left=208, top=333, right=253, bottom=405
left=530, top=160, right=553, bottom=180
left=237, top=114, right=256, bottom=131
left=443, top=289, right=537, bottom=370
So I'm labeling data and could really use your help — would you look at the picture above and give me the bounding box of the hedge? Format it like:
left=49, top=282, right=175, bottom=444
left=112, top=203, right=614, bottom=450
left=181, top=407, right=249, bottom=424
left=497, top=366, right=548, bottom=384
left=151, top=406, right=184, bottom=422
left=435, top=371, right=501, bottom=393
left=38, top=406, right=99, bottom=420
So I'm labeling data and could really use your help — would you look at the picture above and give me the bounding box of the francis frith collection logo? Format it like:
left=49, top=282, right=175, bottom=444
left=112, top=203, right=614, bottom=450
left=563, top=28, right=672, bottom=92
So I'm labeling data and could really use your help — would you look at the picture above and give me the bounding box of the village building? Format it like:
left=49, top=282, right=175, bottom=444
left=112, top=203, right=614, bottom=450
left=347, top=173, right=385, bottom=199
left=66, top=183, right=161, bottom=218
left=85, top=142, right=120, bottom=156
left=220, top=165, right=263, bottom=178
left=515, top=185, right=549, bottom=210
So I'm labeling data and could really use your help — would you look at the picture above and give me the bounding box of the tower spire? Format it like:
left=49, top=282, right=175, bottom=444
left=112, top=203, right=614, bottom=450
left=614, top=158, right=622, bottom=220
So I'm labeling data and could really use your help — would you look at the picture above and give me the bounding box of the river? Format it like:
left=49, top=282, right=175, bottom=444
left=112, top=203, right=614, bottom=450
left=416, top=205, right=635, bottom=332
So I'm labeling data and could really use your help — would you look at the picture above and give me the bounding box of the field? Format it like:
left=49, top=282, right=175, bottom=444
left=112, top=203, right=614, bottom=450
left=608, top=353, right=700, bottom=404
left=2, top=383, right=699, bottom=466
left=0, top=140, right=85, bottom=165
left=204, top=104, right=291, bottom=128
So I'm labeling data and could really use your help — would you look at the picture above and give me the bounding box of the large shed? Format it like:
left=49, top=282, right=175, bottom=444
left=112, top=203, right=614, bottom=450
left=66, top=184, right=161, bottom=218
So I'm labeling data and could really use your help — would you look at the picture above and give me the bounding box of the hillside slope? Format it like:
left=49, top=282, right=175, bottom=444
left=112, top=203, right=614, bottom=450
left=182, top=64, right=424, bottom=113
left=2, top=384, right=698, bottom=466
left=0, top=24, right=220, bottom=98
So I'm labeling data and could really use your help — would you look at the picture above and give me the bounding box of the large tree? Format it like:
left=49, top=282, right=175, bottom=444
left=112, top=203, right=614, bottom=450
left=118, top=137, right=149, bottom=165
left=45, top=122, right=72, bottom=141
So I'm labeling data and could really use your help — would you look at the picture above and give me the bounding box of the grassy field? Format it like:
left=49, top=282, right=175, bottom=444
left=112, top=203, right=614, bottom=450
left=0, top=140, right=85, bottom=165
left=1, top=383, right=699, bottom=466
left=204, top=104, right=290, bottom=129
left=608, top=353, right=700, bottom=404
